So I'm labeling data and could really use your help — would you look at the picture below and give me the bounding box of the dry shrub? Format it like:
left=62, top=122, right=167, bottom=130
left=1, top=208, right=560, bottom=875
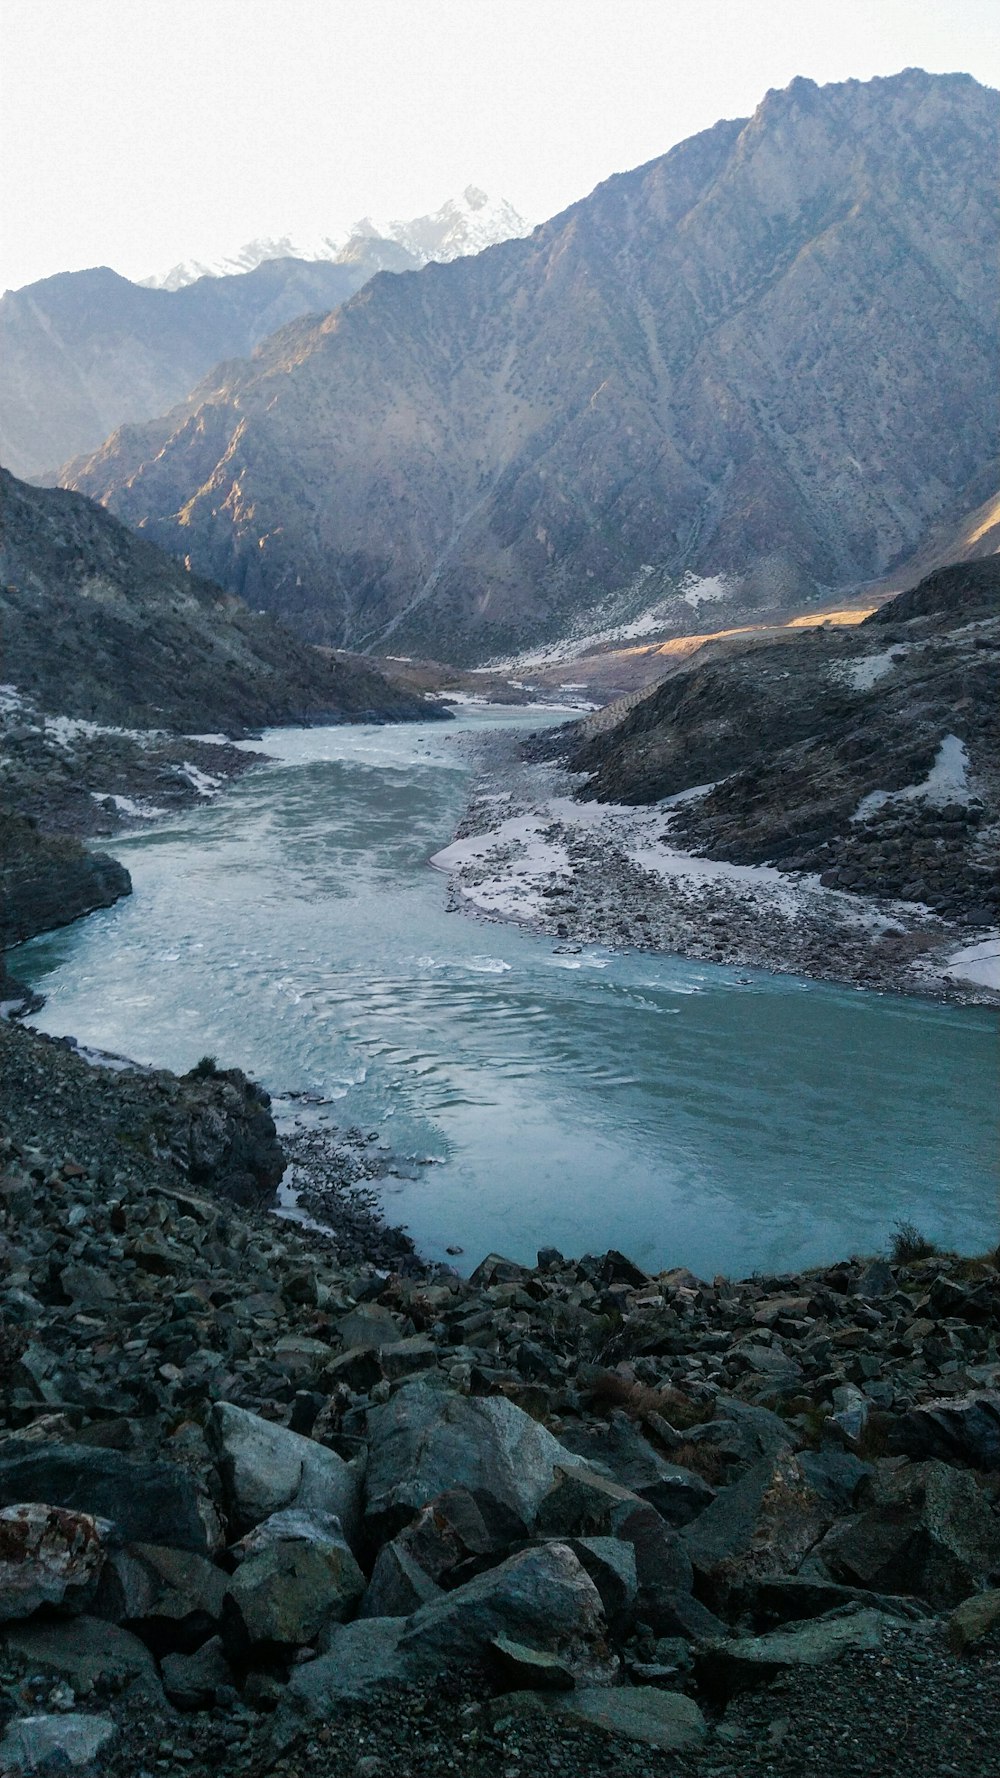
left=585, top=1369, right=708, bottom=1430
left=671, top=1439, right=730, bottom=1486
left=889, top=1220, right=938, bottom=1265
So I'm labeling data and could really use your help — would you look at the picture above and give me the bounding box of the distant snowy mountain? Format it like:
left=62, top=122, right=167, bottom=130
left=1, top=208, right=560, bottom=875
left=143, top=187, right=528, bottom=289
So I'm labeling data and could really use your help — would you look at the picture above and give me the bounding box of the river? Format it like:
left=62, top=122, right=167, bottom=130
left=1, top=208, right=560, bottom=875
left=11, top=711, right=999, bottom=1277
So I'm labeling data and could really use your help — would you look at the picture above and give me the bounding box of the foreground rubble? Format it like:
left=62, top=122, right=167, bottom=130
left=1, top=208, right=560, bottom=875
left=0, top=1021, right=998, bottom=1774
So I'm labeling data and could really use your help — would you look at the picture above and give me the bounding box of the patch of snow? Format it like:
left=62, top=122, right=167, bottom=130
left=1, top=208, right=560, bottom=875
left=943, top=934, right=1000, bottom=992
left=853, top=734, right=971, bottom=822
left=833, top=647, right=910, bottom=691
left=678, top=573, right=731, bottom=609
left=179, top=761, right=223, bottom=797
left=89, top=791, right=167, bottom=819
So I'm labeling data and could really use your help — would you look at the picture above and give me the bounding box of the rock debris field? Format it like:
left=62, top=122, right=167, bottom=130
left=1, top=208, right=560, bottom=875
left=0, top=1017, right=999, bottom=1774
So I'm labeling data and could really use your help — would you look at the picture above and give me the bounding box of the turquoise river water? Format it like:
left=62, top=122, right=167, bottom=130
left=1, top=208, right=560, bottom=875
left=11, top=711, right=999, bottom=1277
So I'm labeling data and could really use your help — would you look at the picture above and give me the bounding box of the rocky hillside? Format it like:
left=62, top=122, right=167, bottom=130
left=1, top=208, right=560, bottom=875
left=559, top=559, right=1000, bottom=927
left=0, top=257, right=378, bottom=479
left=64, top=70, right=999, bottom=661
left=1, top=1014, right=999, bottom=1775
left=0, top=468, right=434, bottom=732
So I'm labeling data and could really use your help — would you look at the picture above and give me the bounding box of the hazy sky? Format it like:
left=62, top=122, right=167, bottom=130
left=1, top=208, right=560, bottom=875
left=2, top=0, right=998, bottom=291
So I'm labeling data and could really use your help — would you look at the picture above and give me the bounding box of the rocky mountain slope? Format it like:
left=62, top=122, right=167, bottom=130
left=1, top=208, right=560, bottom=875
left=146, top=186, right=527, bottom=289
left=559, top=559, right=1000, bottom=928
left=64, top=70, right=1000, bottom=661
left=0, top=258, right=380, bottom=480
left=0, top=468, right=432, bottom=732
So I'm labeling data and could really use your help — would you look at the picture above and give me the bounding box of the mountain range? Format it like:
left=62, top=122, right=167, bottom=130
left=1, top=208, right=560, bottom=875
left=143, top=187, right=528, bottom=289
left=60, top=70, right=999, bottom=665
left=0, top=189, right=526, bottom=479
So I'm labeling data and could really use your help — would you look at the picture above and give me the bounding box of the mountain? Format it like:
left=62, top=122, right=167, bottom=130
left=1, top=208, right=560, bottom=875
left=0, top=257, right=384, bottom=480
left=0, top=468, right=434, bottom=730
left=558, top=557, right=1000, bottom=926
left=143, top=188, right=528, bottom=289
left=63, top=71, right=1000, bottom=664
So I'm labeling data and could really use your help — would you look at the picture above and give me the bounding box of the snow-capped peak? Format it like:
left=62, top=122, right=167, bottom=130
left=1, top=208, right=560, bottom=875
left=142, top=189, right=528, bottom=289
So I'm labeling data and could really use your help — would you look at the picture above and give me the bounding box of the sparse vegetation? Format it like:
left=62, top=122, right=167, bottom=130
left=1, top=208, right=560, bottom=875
left=889, top=1220, right=939, bottom=1264
left=191, top=1053, right=220, bottom=1079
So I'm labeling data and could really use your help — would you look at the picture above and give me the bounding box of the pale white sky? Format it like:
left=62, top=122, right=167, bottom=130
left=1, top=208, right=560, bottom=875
left=2, top=0, right=998, bottom=292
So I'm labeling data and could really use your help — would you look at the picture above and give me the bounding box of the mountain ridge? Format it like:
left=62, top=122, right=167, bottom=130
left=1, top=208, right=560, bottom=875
left=63, top=70, right=1000, bottom=664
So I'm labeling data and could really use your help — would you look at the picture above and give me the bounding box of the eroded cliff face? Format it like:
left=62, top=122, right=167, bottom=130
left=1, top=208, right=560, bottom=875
left=64, top=71, right=999, bottom=662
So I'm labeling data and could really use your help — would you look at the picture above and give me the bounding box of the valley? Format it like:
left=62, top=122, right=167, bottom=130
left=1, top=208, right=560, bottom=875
left=0, top=46, right=998, bottom=1778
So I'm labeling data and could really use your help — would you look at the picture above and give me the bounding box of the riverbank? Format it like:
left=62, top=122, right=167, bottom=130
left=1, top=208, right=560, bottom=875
left=1, top=1013, right=999, bottom=1776
left=433, top=729, right=1000, bottom=1004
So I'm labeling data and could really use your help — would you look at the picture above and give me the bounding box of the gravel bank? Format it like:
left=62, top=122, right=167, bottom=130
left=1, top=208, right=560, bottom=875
left=434, top=731, right=998, bottom=1004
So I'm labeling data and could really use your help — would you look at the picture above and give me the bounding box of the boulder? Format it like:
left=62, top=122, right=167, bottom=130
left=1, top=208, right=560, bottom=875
left=161, top=1635, right=236, bottom=1710
left=535, top=1466, right=644, bottom=1539
left=745, top=1574, right=927, bottom=1627
left=813, top=1460, right=1000, bottom=1608
left=681, top=1450, right=829, bottom=1610
left=388, top=1487, right=496, bottom=1586
left=498, top=1685, right=707, bottom=1752
left=696, top=1609, right=893, bottom=1702
left=553, top=1414, right=715, bottom=1526
left=209, top=1402, right=362, bottom=1541
left=0, top=1504, right=107, bottom=1622
left=359, top=1539, right=444, bottom=1618
left=0, top=1444, right=221, bottom=1554
left=297, top=1543, right=617, bottom=1710
left=224, top=1508, right=364, bottom=1650
left=287, top=1616, right=408, bottom=1710
left=947, top=1589, right=1000, bottom=1652
left=363, top=1383, right=589, bottom=1542
left=567, top=1537, right=638, bottom=1627
left=613, top=1499, right=722, bottom=1642
left=688, top=1397, right=796, bottom=1468
left=0, top=1714, right=116, bottom=1772
left=91, top=1541, right=228, bottom=1653
left=3, top=1616, right=162, bottom=1702
left=898, top=1391, right=1000, bottom=1468
left=398, top=1542, right=617, bottom=1685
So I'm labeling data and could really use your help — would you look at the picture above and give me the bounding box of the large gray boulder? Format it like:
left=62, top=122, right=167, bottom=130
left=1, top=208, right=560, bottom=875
left=93, top=1541, right=229, bottom=1652
left=296, top=1542, right=617, bottom=1711
left=286, top=1616, right=408, bottom=1710
left=811, top=1459, right=1000, bottom=1608
left=0, top=1713, right=116, bottom=1772
left=209, top=1402, right=363, bottom=1541
left=2, top=1616, right=163, bottom=1703
left=898, top=1391, right=1000, bottom=1469
left=681, top=1451, right=829, bottom=1610
left=499, top=1685, right=707, bottom=1752
left=0, top=1504, right=107, bottom=1622
left=224, top=1508, right=364, bottom=1649
left=696, top=1609, right=895, bottom=1702
left=0, top=1444, right=221, bottom=1554
left=400, top=1542, right=617, bottom=1683
left=363, top=1383, right=590, bottom=1541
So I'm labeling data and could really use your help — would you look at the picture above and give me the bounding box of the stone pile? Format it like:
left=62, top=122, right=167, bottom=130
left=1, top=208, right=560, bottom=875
left=0, top=1035, right=999, bottom=1771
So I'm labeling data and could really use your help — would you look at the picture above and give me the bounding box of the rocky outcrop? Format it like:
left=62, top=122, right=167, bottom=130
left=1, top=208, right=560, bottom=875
left=556, top=559, right=1000, bottom=929
left=0, top=813, right=131, bottom=947
left=64, top=71, right=1000, bottom=660
left=0, top=468, right=439, bottom=732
